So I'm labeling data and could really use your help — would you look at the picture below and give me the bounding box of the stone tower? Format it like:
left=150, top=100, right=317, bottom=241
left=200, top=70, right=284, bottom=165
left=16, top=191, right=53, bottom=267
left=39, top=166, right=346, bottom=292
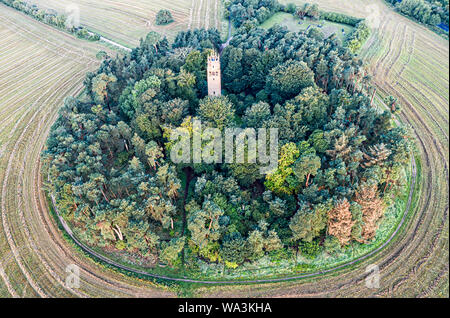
left=207, top=52, right=221, bottom=97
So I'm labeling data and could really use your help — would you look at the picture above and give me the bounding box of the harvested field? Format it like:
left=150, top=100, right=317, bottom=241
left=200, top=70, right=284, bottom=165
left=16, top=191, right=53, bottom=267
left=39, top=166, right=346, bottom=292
left=35, top=0, right=227, bottom=47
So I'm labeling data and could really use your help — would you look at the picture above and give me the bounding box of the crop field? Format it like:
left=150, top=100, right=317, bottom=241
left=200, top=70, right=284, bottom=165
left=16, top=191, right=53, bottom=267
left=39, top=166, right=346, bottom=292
left=0, top=0, right=448, bottom=298
left=193, top=0, right=449, bottom=297
left=35, top=0, right=228, bottom=47
left=0, top=4, right=174, bottom=297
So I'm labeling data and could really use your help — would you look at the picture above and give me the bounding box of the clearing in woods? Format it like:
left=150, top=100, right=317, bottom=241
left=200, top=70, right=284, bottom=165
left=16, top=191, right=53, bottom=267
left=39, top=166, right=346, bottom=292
left=260, top=12, right=354, bottom=42
left=0, top=4, right=173, bottom=297
left=36, top=0, right=228, bottom=47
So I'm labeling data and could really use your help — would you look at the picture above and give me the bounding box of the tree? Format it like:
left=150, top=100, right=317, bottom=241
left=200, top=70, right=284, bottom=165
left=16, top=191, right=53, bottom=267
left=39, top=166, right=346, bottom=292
left=290, top=203, right=328, bottom=242
left=228, top=161, right=261, bottom=187
left=293, top=153, right=321, bottom=187
left=221, top=232, right=248, bottom=264
left=247, top=229, right=265, bottom=260
left=429, top=14, right=441, bottom=26
left=323, top=236, right=342, bottom=255
left=161, top=98, right=189, bottom=126
left=247, top=220, right=282, bottom=260
left=159, top=237, right=185, bottom=266
left=285, top=3, right=297, bottom=14
left=198, top=96, right=235, bottom=129
left=155, top=9, right=174, bottom=25
left=327, top=198, right=354, bottom=246
left=243, top=101, right=271, bottom=127
left=308, top=27, right=324, bottom=41
left=222, top=47, right=245, bottom=93
left=144, top=31, right=161, bottom=53
left=91, top=73, right=117, bottom=106
left=96, top=51, right=108, bottom=60
left=354, top=184, right=385, bottom=242
left=362, top=143, right=391, bottom=168
left=266, top=60, right=315, bottom=101
left=306, top=4, right=320, bottom=19
left=308, top=130, right=329, bottom=153
left=176, top=70, right=197, bottom=102
left=384, top=95, right=401, bottom=114
left=120, top=75, right=162, bottom=119
left=187, top=199, right=224, bottom=249
left=265, top=142, right=300, bottom=195
left=145, top=141, right=164, bottom=169
left=144, top=164, right=181, bottom=229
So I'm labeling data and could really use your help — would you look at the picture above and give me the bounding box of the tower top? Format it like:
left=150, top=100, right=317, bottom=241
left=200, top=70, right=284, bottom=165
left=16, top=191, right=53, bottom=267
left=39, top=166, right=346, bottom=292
left=208, top=51, right=220, bottom=61
left=207, top=51, right=221, bottom=97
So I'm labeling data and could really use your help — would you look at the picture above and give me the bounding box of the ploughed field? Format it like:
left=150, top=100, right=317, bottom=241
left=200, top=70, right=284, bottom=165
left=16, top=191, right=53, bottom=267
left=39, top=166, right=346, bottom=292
left=0, top=4, right=174, bottom=297
left=35, top=0, right=227, bottom=47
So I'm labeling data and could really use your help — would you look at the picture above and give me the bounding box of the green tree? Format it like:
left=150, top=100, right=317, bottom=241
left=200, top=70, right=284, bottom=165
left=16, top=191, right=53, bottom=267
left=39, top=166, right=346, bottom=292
left=198, top=96, right=235, bottom=129
left=187, top=199, right=224, bottom=249
left=293, top=153, right=322, bottom=187
left=266, top=60, right=315, bottom=101
left=221, top=232, right=248, bottom=265
left=265, top=142, right=300, bottom=195
left=160, top=237, right=185, bottom=266
left=155, top=9, right=174, bottom=25
left=91, top=73, right=117, bottom=105
left=290, top=203, right=329, bottom=242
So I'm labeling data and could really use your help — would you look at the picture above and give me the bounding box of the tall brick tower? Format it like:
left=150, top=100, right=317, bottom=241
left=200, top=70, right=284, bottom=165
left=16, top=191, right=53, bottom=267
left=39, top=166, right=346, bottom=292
left=207, top=51, right=221, bottom=96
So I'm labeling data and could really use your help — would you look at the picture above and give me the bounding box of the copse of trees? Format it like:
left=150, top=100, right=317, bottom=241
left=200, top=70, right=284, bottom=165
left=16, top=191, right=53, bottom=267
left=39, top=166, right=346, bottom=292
left=319, top=11, right=362, bottom=27
left=296, top=3, right=320, bottom=20
left=386, top=0, right=449, bottom=33
left=44, top=25, right=412, bottom=272
left=0, top=0, right=100, bottom=41
left=225, top=0, right=285, bottom=27
left=155, top=9, right=174, bottom=25
left=346, top=21, right=371, bottom=53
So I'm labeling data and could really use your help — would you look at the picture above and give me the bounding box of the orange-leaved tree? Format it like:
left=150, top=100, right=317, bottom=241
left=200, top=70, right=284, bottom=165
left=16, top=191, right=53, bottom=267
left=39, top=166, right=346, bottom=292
left=327, top=198, right=355, bottom=246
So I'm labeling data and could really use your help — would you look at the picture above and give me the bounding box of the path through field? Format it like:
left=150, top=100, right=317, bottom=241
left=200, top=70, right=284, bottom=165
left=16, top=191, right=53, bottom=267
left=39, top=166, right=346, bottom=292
left=36, top=0, right=224, bottom=47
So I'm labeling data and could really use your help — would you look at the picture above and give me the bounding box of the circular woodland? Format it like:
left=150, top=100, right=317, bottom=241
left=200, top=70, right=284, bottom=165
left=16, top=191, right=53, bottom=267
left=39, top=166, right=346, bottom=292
left=43, top=27, right=413, bottom=279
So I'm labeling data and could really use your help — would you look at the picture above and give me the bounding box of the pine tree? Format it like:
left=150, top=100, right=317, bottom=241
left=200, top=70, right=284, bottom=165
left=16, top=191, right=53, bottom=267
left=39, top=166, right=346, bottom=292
left=327, top=198, right=354, bottom=246
left=362, top=143, right=391, bottom=168
left=354, top=185, right=385, bottom=242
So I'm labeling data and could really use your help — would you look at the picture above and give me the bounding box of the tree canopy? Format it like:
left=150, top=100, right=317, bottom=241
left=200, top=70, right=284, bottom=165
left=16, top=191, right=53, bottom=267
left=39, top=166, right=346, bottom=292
left=44, top=24, right=412, bottom=272
left=155, top=9, right=174, bottom=25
